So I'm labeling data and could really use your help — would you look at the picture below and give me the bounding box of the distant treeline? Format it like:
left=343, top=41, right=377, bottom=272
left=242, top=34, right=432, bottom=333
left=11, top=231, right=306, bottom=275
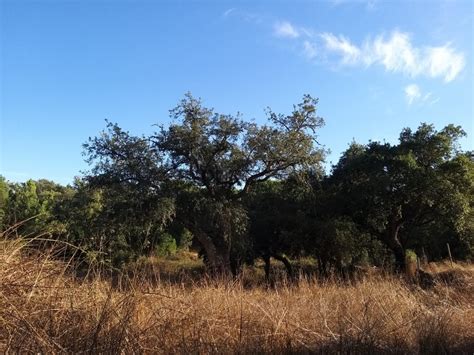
left=1, top=94, right=473, bottom=276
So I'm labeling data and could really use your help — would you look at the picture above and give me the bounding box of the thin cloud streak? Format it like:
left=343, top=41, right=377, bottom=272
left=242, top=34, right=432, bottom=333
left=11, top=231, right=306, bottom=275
left=222, top=8, right=235, bottom=18
left=330, top=0, right=378, bottom=11
left=274, top=21, right=300, bottom=38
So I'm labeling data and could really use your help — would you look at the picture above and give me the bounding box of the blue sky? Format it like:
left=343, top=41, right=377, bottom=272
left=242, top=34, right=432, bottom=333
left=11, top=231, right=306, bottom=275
left=1, top=0, right=472, bottom=185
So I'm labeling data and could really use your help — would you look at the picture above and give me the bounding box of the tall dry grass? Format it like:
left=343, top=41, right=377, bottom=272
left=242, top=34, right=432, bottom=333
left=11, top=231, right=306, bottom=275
left=1, top=237, right=473, bottom=354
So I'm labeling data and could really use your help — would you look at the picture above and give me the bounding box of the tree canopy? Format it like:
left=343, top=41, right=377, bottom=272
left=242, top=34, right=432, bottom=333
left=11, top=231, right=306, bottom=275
left=328, top=123, right=473, bottom=270
left=1, top=95, right=472, bottom=278
left=83, top=93, right=325, bottom=274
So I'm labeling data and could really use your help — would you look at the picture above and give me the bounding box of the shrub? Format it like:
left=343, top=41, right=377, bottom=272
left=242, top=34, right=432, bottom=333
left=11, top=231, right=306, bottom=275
left=155, top=233, right=177, bottom=257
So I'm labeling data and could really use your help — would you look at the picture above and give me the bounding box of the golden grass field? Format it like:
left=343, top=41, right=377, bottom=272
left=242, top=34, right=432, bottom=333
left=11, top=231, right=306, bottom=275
left=1, top=238, right=473, bottom=354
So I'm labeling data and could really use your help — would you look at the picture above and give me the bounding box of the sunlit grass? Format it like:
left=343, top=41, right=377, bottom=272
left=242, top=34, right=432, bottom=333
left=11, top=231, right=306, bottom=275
left=1, top=237, right=473, bottom=353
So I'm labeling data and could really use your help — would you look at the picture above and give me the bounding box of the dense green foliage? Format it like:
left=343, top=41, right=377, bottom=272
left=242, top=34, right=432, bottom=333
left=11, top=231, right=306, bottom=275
left=1, top=94, right=472, bottom=275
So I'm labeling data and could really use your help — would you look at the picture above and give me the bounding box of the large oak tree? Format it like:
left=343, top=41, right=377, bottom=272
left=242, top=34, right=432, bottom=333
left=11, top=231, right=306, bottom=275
left=84, top=93, right=325, bottom=274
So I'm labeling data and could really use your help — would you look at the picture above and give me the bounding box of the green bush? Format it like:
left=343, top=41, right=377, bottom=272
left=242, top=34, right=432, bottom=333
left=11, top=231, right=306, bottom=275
left=176, top=228, right=193, bottom=251
left=405, top=249, right=417, bottom=263
left=155, top=233, right=177, bottom=257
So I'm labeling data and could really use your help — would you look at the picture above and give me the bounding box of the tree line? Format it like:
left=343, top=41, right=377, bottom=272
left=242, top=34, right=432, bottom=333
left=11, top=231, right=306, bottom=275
left=1, top=94, right=473, bottom=276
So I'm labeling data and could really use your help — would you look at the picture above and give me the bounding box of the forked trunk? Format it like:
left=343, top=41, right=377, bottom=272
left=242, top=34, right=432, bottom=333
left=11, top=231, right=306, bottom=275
left=385, top=220, right=405, bottom=272
left=272, top=253, right=293, bottom=279
left=263, top=254, right=293, bottom=283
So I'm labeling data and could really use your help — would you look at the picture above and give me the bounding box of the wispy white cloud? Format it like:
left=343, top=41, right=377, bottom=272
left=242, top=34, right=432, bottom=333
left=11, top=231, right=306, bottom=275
left=320, top=33, right=361, bottom=64
left=303, top=40, right=317, bottom=59
left=271, top=20, right=466, bottom=83
left=423, top=46, right=465, bottom=82
left=222, top=8, right=264, bottom=24
left=320, top=30, right=465, bottom=82
left=274, top=21, right=300, bottom=38
left=222, top=8, right=235, bottom=18
left=404, top=84, right=422, bottom=104
left=429, top=97, right=440, bottom=105
left=404, top=84, right=439, bottom=105
left=330, top=0, right=378, bottom=11
left=365, top=0, right=377, bottom=11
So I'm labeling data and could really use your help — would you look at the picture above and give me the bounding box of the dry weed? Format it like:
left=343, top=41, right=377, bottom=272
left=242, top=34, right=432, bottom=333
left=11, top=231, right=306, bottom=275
left=1, top=238, right=473, bottom=354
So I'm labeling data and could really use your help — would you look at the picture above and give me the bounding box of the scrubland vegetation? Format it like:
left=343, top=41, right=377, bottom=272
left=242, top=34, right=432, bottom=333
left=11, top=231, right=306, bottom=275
left=1, top=94, right=473, bottom=352
left=1, top=236, right=473, bottom=354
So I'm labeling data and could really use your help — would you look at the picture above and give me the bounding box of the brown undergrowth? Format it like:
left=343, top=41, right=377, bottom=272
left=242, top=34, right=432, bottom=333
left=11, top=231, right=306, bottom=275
left=1, top=238, right=473, bottom=354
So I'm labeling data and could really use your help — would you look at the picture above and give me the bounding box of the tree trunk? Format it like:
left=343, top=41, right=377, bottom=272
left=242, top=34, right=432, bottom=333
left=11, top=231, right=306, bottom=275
left=194, top=231, right=233, bottom=276
left=385, top=219, right=405, bottom=272
left=273, top=253, right=293, bottom=279
left=317, top=255, right=328, bottom=278
left=215, top=242, right=232, bottom=276
left=230, top=254, right=243, bottom=277
left=263, top=254, right=271, bottom=280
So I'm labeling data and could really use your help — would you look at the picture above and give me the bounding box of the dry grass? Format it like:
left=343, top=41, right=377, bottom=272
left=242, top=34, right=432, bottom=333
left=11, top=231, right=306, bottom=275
left=1, top=238, right=473, bottom=354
